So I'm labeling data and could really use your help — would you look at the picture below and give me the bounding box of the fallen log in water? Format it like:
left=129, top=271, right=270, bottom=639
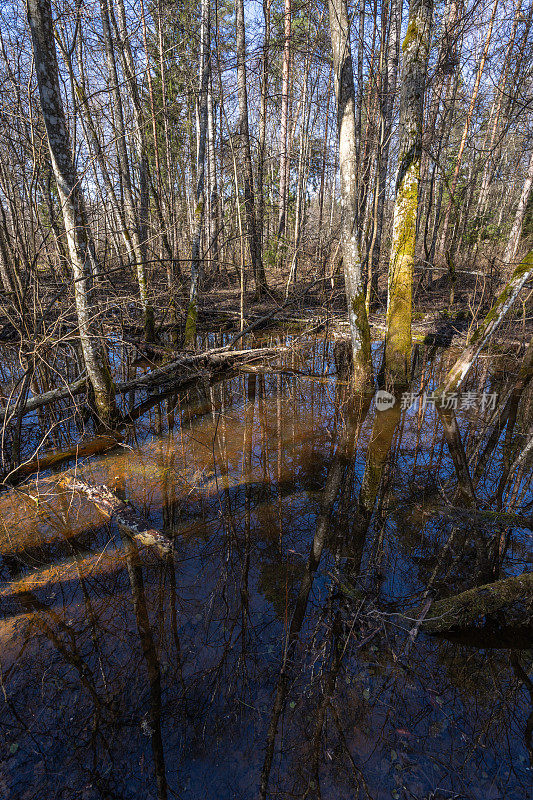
left=418, top=571, right=533, bottom=634
left=61, top=476, right=172, bottom=554
left=7, top=344, right=286, bottom=419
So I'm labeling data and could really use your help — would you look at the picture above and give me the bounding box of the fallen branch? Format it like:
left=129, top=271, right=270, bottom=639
left=61, top=476, right=172, bottom=554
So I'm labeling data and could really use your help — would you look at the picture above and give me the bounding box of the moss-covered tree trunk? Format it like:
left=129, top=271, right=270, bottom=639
left=384, top=0, right=433, bottom=389
left=27, top=0, right=116, bottom=427
left=328, top=0, right=372, bottom=387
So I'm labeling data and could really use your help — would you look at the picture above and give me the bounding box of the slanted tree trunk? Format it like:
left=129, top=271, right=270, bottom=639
left=328, top=0, right=372, bottom=385
left=421, top=571, right=533, bottom=634
left=27, top=0, right=116, bottom=427
left=235, top=0, right=268, bottom=295
left=384, top=0, right=433, bottom=389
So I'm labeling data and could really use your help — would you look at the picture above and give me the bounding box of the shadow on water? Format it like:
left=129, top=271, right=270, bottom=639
left=0, top=333, right=532, bottom=799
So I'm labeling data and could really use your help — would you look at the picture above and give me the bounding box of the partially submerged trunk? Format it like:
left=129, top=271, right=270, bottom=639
left=327, top=0, right=372, bottom=385
left=27, top=0, right=116, bottom=427
left=384, top=0, right=433, bottom=389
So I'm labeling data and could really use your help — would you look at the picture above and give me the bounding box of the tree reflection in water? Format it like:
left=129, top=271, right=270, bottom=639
left=0, top=334, right=531, bottom=799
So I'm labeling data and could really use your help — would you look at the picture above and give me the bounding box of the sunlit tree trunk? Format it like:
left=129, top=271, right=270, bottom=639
left=207, top=74, right=219, bottom=273
left=328, top=0, right=372, bottom=385
left=27, top=0, right=115, bottom=426
left=384, top=0, right=433, bottom=389
left=368, top=0, right=401, bottom=306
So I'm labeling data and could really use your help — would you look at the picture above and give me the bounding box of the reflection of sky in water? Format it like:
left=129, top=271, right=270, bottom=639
left=0, top=335, right=531, bottom=799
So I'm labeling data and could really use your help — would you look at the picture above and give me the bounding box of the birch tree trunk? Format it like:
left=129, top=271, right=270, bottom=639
left=328, top=0, right=372, bottom=385
left=27, top=0, right=116, bottom=426
left=384, top=0, right=433, bottom=389
left=503, top=148, right=533, bottom=264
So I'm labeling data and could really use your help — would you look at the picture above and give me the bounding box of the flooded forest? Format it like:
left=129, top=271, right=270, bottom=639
left=0, top=0, right=532, bottom=798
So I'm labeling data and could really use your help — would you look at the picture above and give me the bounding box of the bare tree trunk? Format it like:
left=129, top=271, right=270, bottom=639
left=207, top=74, right=219, bottom=273
left=476, top=0, right=522, bottom=221
left=328, top=0, right=372, bottom=385
left=504, top=148, right=533, bottom=264
left=369, top=0, right=401, bottom=306
left=278, top=0, right=291, bottom=242
left=438, top=0, right=498, bottom=259
left=235, top=0, right=268, bottom=295
left=384, top=0, right=433, bottom=389
left=27, top=0, right=116, bottom=426
left=185, top=0, right=210, bottom=345
left=257, top=0, right=271, bottom=252
left=99, top=0, right=154, bottom=340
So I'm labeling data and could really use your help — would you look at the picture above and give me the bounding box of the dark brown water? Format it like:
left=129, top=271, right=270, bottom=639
left=0, top=334, right=532, bottom=799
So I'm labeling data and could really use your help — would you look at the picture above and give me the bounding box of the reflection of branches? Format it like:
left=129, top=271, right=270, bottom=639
left=259, top=395, right=370, bottom=800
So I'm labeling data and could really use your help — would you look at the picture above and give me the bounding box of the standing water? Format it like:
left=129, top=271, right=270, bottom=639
left=0, top=334, right=531, bottom=799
